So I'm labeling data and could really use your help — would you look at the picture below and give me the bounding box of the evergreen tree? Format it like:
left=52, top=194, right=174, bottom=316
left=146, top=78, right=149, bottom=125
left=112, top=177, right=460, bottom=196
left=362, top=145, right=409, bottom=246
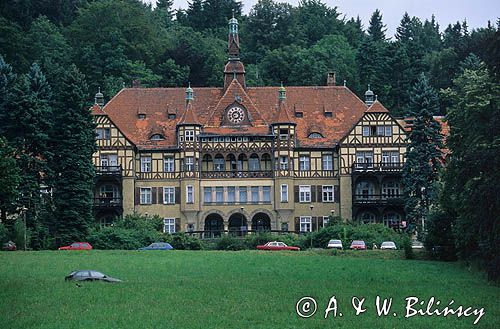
left=367, top=9, right=387, bottom=42
left=442, top=65, right=500, bottom=280
left=0, top=137, right=21, bottom=224
left=402, top=73, right=443, bottom=237
left=51, top=65, right=96, bottom=245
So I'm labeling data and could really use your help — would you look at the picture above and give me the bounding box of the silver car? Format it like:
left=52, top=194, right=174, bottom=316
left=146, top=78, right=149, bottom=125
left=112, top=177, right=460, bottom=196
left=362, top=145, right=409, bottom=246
left=327, top=239, right=343, bottom=249
left=65, top=270, right=122, bottom=283
left=380, top=241, right=397, bottom=250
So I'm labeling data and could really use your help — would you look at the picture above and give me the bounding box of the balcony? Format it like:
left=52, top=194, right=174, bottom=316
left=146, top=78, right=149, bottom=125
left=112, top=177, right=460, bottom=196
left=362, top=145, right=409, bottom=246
left=353, top=194, right=404, bottom=205
left=93, top=197, right=123, bottom=209
left=201, top=170, right=273, bottom=179
left=352, top=162, right=403, bottom=173
left=95, top=166, right=122, bottom=177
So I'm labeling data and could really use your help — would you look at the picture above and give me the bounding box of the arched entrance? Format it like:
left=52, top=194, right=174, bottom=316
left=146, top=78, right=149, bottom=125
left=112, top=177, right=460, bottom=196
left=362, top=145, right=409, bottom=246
left=204, top=213, right=224, bottom=238
left=228, top=213, right=247, bottom=236
left=251, top=212, right=271, bottom=232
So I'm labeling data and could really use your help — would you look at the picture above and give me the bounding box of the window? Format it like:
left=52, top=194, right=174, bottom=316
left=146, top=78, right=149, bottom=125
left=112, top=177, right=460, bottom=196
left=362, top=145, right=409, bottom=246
left=100, top=154, right=118, bottom=169
left=263, top=186, right=271, bottom=203
left=251, top=186, right=260, bottom=203
left=185, top=130, right=195, bottom=141
left=323, top=216, right=330, bottom=227
left=385, top=126, right=393, bottom=136
left=168, top=113, right=176, bottom=120
left=204, top=187, right=212, bottom=203
left=239, top=187, right=247, bottom=203
left=164, top=157, right=175, bottom=172
left=216, top=187, right=224, bottom=203
left=184, top=157, right=194, bottom=171
left=138, top=113, right=146, bottom=120
left=214, top=155, right=225, bottom=171
left=227, top=187, right=236, bottom=203
left=140, top=188, right=152, bottom=204
left=355, top=181, right=375, bottom=199
left=355, top=152, right=374, bottom=168
left=299, top=155, right=310, bottom=171
left=279, top=156, right=289, bottom=170
left=377, top=126, right=385, bottom=136
left=280, top=184, right=288, bottom=202
left=308, top=132, right=323, bottom=138
left=382, top=180, right=401, bottom=198
left=322, top=185, right=334, bottom=202
left=299, top=185, right=311, bottom=203
left=300, top=216, right=312, bottom=232
left=362, top=126, right=370, bottom=137
left=150, top=134, right=164, bottom=140
left=186, top=185, right=194, bottom=204
left=141, top=156, right=151, bottom=172
left=322, top=154, right=333, bottom=171
left=96, top=128, right=110, bottom=140
left=359, top=212, right=376, bottom=224
left=295, top=112, right=303, bottom=118
left=249, top=154, right=260, bottom=171
left=163, top=218, right=176, bottom=234
left=163, top=187, right=175, bottom=204
left=279, top=128, right=288, bottom=140
left=382, top=151, right=399, bottom=165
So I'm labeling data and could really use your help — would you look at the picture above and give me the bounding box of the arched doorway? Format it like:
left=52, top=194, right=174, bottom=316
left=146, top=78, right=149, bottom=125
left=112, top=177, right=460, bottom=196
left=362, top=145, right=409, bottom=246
left=205, top=213, right=224, bottom=238
left=251, top=212, right=271, bottom=232
left=228, top=213, right=247, bottom=236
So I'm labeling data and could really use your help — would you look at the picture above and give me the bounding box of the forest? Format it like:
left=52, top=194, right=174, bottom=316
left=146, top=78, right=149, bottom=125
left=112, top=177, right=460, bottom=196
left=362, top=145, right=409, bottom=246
left=0, top=0, right=498, bottom=280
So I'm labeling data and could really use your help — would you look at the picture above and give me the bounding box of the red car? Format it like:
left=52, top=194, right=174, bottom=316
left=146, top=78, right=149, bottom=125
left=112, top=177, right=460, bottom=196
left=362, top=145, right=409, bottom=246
left=58, top=242, right=93, bottom=250
left=350, top=240, right=367, bottom=250
left=256, top=241, right=300, bottom=251
left=2, top=241, right=17, bottom=251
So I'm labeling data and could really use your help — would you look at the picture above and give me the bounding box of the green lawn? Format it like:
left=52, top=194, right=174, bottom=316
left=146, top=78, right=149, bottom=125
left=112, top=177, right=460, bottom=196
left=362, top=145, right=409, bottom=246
left=0, top=250, right=498, bottom=329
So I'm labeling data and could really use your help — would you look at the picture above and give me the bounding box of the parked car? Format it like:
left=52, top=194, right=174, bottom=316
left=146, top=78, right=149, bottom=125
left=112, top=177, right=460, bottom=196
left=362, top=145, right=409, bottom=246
left=380, top=241, right=397, bottom=250
left=65, top=270, right=122, bottom=283
left=326, top=239, right=343, bottom=249
left=411, top=240, right=424, bottom=249
left=257, top=241, right=300, bottom=251
left=138, top=242, right=174, bottom=250
left=58, top=242, right=93, bottom=250
left=350, top=240, right=366, bottom=250
left=2, top=241, right=16, bottom=251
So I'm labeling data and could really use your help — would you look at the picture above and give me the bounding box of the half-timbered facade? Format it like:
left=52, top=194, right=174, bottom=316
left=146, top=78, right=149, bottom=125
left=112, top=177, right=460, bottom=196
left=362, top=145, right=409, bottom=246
left=91, top=16, right=409, bottom=234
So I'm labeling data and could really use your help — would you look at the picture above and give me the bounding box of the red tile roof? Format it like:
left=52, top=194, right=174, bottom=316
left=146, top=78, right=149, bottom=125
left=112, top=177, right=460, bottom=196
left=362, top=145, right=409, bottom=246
left=178, top=101, right=201, bottom=126
left=99, top=82, right=369, bottom=149
left=366, top=100, right=389, bottom=113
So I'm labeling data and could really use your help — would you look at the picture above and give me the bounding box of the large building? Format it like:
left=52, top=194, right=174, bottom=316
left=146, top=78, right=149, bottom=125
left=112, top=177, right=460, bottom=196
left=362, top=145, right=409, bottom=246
left=91, top=16, right=408, bottom=235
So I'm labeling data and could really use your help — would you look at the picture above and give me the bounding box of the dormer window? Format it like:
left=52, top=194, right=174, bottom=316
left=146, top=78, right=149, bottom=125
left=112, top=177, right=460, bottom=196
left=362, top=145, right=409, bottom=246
left=279, top=128, right=288, bottom=140
left=295, top=111, right=303, bottom=118
left=308, top=132, right=324, bottom=138
left=138, top=113, right=146, bottom=120
left=168, top=113, right=176, bottom=120
left=150, top=134, right=164, bottom=141
left=324, top=111, right=333, bottom=117
left=185, top=130, right=195, bottom=142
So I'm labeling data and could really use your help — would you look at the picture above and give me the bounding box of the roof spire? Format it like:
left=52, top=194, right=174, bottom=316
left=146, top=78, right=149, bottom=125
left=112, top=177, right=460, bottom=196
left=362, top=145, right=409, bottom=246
left=95, top=87, right=104, bottom=107
left=185, top=82, right=194, bottom=102
left=278, top=82, right=286, bottom=101
left=364, top=84, right=374, bottom=105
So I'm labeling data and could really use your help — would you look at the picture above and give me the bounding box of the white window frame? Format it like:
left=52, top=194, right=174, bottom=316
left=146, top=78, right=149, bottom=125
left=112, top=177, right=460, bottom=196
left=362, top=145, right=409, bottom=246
left=215, top=187, right=224, bottom=203
left=185, top=130, right=195, bottom=142
left=362, top=126, right=370, bottom=137
left=163, top=187, right=175, bottom=204
left=227, top=186, right=236, bottom=203
left=385, top=126, right=393, bottom=137
left=140, top=187, right=152, bottom=204
left=204, top=187, right=212, bottom=203
left=186, top=185, right=194, bottom=204
left=140, top=156, right=151, bottom=173
left=377, top=125, right=385, bottom=136
left=280, top=184, right=288, bottom=203
left=322, top=185, right=334, bottom=202
left=184, top=157, right=194, bottom=172
left=239, top=187, right=247, bottom=203
left=262, top=186, right=271, bottom=203
left=299, top=155, right=310, bottom=171
left=251, top=186, right=260, bottom=203
left=279, top=156, right=289, bottom=170
left=299, top=185, right=311, bottom=203
left=163, top=218, right=176, bottom=234
left=164, top=157, right=175, bottom=172
left=323, top=216, right=330, bottom=227
left=322, top=154, right=333, bottom=171
left=300, top=216, right=312, bottom=232
left=96, top=128, right=111, bottom=140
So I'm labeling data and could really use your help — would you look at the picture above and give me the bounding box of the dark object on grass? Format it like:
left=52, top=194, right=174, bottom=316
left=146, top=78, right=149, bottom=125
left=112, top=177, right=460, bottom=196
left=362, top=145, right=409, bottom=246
left=138, top=242, right=174, bottom=250
left=2, top=241, right=16, bottom=251
left=65, top=270, right=122, bottom=283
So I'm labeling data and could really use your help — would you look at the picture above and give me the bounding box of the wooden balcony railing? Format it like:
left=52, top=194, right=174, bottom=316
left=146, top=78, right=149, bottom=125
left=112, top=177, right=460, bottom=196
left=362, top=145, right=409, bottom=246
left=93, top=197, right=123, bottom=208
left=201, top=170, right=273, bottom=179
left=352, top=162, right=403, bottom=172
left=353, top=194, right=404, bottom=205
left=95, top=166, right=122, bottom=176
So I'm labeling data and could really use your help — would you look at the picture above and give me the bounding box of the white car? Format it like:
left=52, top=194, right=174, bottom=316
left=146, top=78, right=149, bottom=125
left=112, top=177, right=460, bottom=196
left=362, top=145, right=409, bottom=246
left=380, top=241, right=397, bottom=250
left=327, top=239, right=343, bottom=249
left=411, top=241, right=424, bottom=249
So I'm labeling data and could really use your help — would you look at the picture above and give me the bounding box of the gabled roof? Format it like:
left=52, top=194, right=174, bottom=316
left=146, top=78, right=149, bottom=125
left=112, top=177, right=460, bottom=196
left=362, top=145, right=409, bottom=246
left=272, top=99, right=295, bottom=125
left=91, top=103, right=106, bottom=115
left=366, top=100, right=389, bottom=113
left=99, top=85, right=369, bottom=150
left=178, top=101, right=201, bottom=126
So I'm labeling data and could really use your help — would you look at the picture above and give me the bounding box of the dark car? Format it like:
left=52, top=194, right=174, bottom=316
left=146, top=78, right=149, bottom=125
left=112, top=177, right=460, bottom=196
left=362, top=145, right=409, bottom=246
left=58, top=242, right=93, bottom=250
left=2, top=241, right=16, bottom=251
left=138, top=242, right=174, bottom=250
left=65, top=270, right=122, bottom=283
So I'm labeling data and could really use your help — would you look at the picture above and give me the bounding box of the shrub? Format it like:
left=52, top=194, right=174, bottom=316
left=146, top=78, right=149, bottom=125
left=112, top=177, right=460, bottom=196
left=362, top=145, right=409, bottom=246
left=402, top=235, right=414, bottom=259
left=424, top=210, right=457, bottom=261
left=215, top=235, right=246, bottom=250
left=87, top=226, right=161, bottom=250
left=164, top=233, right=203, bottom=250
left=0, top=223, right=8, bottom=244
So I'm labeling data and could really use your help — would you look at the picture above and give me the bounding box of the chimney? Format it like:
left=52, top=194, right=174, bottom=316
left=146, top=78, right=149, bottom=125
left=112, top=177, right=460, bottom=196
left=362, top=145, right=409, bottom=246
left=327, top=72, right=336, bottom=86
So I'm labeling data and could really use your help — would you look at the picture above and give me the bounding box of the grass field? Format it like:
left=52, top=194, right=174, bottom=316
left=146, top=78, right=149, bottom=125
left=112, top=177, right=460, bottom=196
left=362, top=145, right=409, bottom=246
left=1, top=250, right=498, bottom=329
